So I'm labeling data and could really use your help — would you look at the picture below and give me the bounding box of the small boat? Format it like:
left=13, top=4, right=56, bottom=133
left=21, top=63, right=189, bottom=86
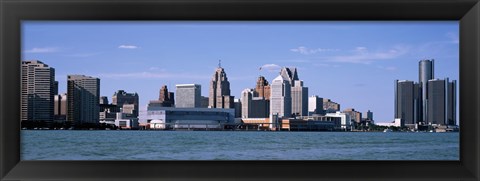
left=383, top=129, right=393, bottom=132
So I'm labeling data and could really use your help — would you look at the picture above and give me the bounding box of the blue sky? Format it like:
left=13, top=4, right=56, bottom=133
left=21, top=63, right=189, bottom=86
left=22, top=21, right=459, bottom=123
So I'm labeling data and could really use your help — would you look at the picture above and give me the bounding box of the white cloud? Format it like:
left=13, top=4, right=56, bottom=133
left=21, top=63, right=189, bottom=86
left=326, top=46, right=409, bottom=64
left=259, top=64, right=281, bottom=72
left=24, top=47, right=59, bottom=53
left=118, top=45, right=139, bottom=49
left=290, top=46, right=339, bottom=55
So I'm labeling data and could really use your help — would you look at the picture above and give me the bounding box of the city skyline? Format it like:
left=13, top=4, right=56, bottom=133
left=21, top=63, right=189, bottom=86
left=22, top=21, right=459, bottom=123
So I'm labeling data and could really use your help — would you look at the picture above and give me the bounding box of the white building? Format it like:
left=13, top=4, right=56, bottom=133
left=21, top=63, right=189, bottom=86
left=291, top=80, right=308, bottom=116
left=270, top=75, right=291, bottom=118
left=114, top=112, right=139, bottom=129
left=376, top=118, right=402, bottom=127
left=325, top=111, right=351, bottom=130
left=175, top=84, right=201, bottom=108
left=308, top=95, right=324, bottom=115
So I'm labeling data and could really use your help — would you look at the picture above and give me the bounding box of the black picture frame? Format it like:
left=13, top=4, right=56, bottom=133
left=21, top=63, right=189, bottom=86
left=1, top=0, right=479, bottom=180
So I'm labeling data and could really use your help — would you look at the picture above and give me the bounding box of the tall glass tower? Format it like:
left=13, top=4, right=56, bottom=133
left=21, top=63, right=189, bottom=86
left=419, top=59, right=434, bottom=123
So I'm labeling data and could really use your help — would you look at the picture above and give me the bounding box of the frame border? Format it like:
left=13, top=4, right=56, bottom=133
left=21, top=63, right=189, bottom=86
left=1, top=0, right=479, bottom=180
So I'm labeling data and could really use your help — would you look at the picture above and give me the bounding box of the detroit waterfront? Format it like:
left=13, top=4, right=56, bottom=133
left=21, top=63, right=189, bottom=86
left=21, top=22, right=459, bottom=160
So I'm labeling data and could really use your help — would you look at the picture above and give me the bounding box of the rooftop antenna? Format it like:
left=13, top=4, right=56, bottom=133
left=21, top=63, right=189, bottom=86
left=218, top=59, right=221, bottom=68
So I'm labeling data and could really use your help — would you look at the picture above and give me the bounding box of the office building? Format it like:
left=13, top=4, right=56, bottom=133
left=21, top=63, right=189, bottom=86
left=365, top=110, right=373, bottom=121
left=394, top=59, right=456, bottom=126
left=394, top=80, right=416, bottom=125
left=447, top=80, right=457, bottom=125
left=323, top=99, right=340, bottom=113
left=67, top=75, right=100, bottom=126
left=54, top=93, right=67, bottom=122
left=176, top=84, right=201, bottom=108
left=419, top=59, right=434, bottom=122
left=343, top=108, right=362, bottom=124
left=112, top=90, right=139, bottom=118
left=308, top=95, right=324, bottom=115
left=291, top=80, right=308, bottom=116
left=21, top=60, right=55, bottom=125
left=427, top=79, right=444, bottom=125
left=325, top=111, right=351, bottom=130
left=53, top=81, right=59, bottom=95
left=234, top=99, right=242, bottom=118
left=280, top=67, right=299, bottom=86
left=241, top=89, right=269, bottom=118
left=209, top=63, right=234, bottom=108
left=270, top=74, right=291, bottom=118
left=159, top=85, right=174, bottom=107
left=255, top=76, right=271, bottom=100
left=100, top=96, right=109, bottom=105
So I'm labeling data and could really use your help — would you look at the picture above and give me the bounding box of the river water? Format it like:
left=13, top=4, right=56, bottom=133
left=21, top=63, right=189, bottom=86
left=21, top=130, right=459, bottom=160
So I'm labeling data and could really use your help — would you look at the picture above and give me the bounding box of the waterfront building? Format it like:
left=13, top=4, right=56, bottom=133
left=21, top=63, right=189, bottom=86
left=67, top=75, right=100, bottom=127
left=255, top=76, right=271, bottom=100
left=447, top=80, right=457, bottom=126
left=200, top=96, right=209, bottom=108
left=241, top=89, right=269, bottom=118
left=323, top=99, right=340, bottom=113
left=175, top=84, right=202, bottom=108
left=393, top=59, right=456, bottom=126
left=159, top=85, right=175, bottom=107
left=419, top=59, right=434, bottom=123
left=363, top=110, right=374, bottom=124
left=308, top=95, right=324, bottom=115
left=54, top=81, right=59, bottom=95
left=21, top=60, right=55, bottom=126
left=100, top=96, right=109, bottom=105
left=394, top=80, right=416, bottom=125
left=209, top=63, right=234, bottom=108
left=114, top=112, right=139, bottom=129
left=146, top=106, right=235, bottom=130
left=343, top=108, right=362, bottom=124
left=270, top=74, right=292, bottom=118
left=325, top=111, right=351, bottom=130
left=99, top=99, right=118, bottom=123
left=241, top=89, right=253, bottom=118
left=54, top=93, right=67, bottom=122
left=291, top=80, right=308, bottom=116
left=112, top=90, right=139, bottom=118
left=427, top=78, right=456, bottom=125
left=234, top=99, right=242, bottom=118
left=279, top=67, right=299, bottom=87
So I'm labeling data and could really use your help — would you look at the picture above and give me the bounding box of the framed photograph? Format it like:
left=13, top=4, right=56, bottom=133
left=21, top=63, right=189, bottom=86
left=1, top=0, right=479, bottom=180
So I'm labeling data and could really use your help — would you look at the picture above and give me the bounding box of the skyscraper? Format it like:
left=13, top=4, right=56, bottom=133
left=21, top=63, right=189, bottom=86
left=447, top=79, right=457, bottom=126
left=395, top=80, right=415, bottom=125
left=419, top=59, right=434, bottom=122
left=279, top=67, right=299, bottom=86
left=67, top=75, right=100, bottom=127
left=158, top=85, right=174, bottom=107
left=176, top=84, right=201, bottom=108
left=209, top=63, right=234, bottom=108
left=427, top=79, right=447, bottom=125
left=21, top=60, right=55, bottom=125
left=112, top=90, right=139, bottom=117
left=323, top=99, right=340, bottom=113
left=291, top=80, right=308, bottom=116
left=255, top=76, right=271, bottom=100
left=270, top=74, right=291, bottom=118
left=308, top=95, right=324, bottom=115
left=241, top=89, right=253, bottom=118
left=54, top=93, right=67, bottom=122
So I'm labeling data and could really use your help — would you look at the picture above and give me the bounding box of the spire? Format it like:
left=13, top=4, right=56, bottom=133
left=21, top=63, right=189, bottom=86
left=218, top=59, right=222, bottom=68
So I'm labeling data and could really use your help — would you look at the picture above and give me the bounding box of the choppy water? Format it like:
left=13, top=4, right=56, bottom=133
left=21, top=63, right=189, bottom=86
left=21, top=130, right=459, bottom=160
